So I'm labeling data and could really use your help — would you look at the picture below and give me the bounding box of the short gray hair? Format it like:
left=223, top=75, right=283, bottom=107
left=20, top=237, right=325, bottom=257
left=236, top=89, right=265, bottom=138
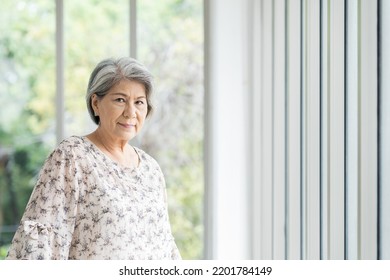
left=86, top=57, right=154, bottom=124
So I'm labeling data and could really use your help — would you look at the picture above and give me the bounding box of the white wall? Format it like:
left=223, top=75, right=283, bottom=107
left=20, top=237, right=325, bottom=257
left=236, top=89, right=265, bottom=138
left=204, top=0, right=251, bottom=259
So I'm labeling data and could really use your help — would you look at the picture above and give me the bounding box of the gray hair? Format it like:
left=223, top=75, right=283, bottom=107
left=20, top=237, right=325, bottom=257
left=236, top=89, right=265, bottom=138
left=86, top=57, right=154, bottom=124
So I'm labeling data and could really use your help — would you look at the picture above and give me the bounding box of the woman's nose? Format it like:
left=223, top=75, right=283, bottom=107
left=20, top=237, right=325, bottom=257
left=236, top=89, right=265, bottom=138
left=124, top=103, right=137, bottom=118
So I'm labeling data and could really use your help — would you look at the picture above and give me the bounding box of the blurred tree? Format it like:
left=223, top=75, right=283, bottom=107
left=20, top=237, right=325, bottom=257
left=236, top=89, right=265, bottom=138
left=0, top=1, right=55, bottom=253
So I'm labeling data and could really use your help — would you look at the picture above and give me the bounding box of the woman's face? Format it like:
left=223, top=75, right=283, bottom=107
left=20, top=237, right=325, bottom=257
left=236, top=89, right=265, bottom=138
left=92, top=79, right=148, bottom=142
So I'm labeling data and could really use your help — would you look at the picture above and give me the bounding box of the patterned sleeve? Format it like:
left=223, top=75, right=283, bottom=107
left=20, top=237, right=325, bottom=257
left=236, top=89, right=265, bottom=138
left=6, top=141, right=80, bottom=260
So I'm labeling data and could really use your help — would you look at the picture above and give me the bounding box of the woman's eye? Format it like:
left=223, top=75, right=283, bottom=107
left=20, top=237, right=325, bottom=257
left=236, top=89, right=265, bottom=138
left=135, top=100, right=145, bottom=105
left=115, top=98, right=126, bottom=103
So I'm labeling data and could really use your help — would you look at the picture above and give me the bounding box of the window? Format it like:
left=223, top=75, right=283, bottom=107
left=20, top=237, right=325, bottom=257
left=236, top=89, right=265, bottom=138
left=0, top=0, right=203, bottom=260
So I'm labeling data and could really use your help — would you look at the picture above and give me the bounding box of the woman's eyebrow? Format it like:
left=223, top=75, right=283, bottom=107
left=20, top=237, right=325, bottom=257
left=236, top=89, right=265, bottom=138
left=110, top=92, right=146, bottom=98
left=108, top=92, right=127, bottom=97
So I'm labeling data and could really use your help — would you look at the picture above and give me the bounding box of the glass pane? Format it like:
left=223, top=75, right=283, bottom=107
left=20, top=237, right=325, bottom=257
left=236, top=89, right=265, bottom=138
left=138, top=0, right=204, bottom=259
left=64, top=0, right=130, bottom=137
left=0, top=0, right=55, bottom=259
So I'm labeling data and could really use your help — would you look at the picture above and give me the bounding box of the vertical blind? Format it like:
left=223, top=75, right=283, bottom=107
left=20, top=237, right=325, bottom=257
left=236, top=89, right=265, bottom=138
left=249, top=0, right=385, bottom=260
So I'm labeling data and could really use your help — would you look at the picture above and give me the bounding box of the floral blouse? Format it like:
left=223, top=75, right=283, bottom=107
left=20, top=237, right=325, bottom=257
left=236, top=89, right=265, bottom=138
left=6, top=136, right=181, bottom=260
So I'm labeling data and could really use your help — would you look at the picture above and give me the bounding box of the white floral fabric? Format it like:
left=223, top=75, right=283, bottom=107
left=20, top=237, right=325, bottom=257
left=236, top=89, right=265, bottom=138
left=6, top=136, right=181, bottom=260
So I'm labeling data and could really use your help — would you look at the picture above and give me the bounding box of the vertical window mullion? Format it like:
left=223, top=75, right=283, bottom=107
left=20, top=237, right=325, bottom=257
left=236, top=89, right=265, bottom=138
left=273, top=0, right=287, bottom=260
left=56, top=0, right=65, bottom=144
left=328, top=0, right=345, bottom=260
left=321, top=0, right=346, bottom=260
left=320, top=0, right=329, bottom=260
left=130, top=0, right=137, bottom=58
left=203, top=0, right=215, bottom=260
left=286, top=0, right=302, bottom=260
left=379, top=0, right=390, bottom=260
left=359, top=0, right=378, bottom=259
left=304, top=0, right=321, bottom=260
left=346, top=0, right=359, bottom=260
left=251, top=0, right=262, bottom=260
left=261, top=0, right=274, bottom=260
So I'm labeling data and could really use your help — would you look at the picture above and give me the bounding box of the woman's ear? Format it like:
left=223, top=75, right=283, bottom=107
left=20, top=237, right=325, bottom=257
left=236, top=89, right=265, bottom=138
left=91, top=94, right=99, bottom=116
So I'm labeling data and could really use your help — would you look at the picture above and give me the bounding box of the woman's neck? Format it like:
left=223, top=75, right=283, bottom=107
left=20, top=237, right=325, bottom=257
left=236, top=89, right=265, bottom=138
left=87, top=128, right=139, bottom=169
left=93, top=128, right=128, bottom=153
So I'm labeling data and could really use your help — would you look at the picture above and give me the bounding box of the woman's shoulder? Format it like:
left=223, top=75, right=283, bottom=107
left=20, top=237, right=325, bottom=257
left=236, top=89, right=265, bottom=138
left=133, top=147, right=166, bottom=187
left=55, top=135, right=85, bottom=150
left=49, top=135, right=86, bottom=159
left=58, top=135, right=84, bottom=146
left=133, top=146, right=161, bottom=169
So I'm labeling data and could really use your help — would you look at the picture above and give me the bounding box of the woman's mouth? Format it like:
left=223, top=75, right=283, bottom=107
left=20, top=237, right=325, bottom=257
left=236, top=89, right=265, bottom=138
left=118, top=123, right=135, bottom=129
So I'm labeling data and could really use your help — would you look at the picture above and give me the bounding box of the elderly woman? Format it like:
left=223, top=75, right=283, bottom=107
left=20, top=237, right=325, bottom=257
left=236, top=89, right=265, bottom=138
left=6, top=57, right=181, bottom=260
